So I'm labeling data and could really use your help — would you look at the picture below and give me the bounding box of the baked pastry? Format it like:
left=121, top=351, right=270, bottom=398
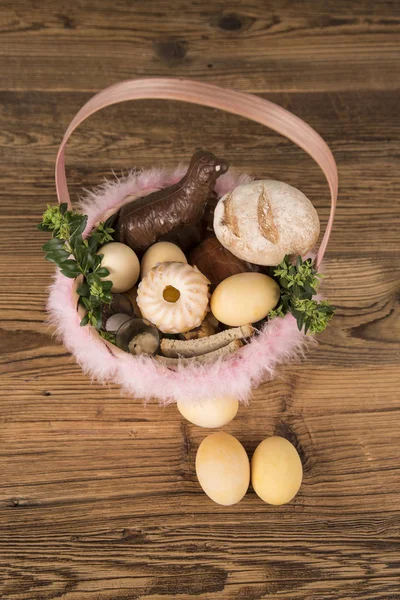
left=214, top=180, right=320, bottom=266
left=179, top=312, right=219, bottom=340
left=137, top=262, right=210, bottom=334
left=160, top=324, right=254, bottom=358
left=156, top=339, right=243, bottom=367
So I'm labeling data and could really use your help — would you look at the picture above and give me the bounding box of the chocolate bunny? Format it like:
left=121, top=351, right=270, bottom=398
left=115, top=150, right=229, bottom=253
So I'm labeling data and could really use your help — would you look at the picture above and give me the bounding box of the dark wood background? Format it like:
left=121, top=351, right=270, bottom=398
left=1, top=1, right=399, bottom=598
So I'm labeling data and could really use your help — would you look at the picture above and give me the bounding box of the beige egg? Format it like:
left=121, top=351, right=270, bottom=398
left=196, top=432, right=250, bottom=505
left=177, top=395, right=239, bottom=428
left=97, top=242, right=140, bottom=293
left=141, top=242, right=187, bottom=279
left=251, top=436, right=303, bottom=505
left=210, top=272, right=280, bottom=327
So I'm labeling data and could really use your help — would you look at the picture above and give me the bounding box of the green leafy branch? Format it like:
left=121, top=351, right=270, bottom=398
left=269, top=255, right=335, bottom=334
left=38, top=203, right=116, bottom=340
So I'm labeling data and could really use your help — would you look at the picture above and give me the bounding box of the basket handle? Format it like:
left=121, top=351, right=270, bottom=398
left=55, top=78, right=337, bottom=268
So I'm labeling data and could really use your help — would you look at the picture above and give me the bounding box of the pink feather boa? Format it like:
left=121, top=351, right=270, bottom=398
left=47, top=167, right=314, bottom=405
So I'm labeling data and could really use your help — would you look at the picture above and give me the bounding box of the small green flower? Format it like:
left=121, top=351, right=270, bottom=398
left=269, top=305, right=285, bottom=319
left=96, top=221, right=115, bottom=245
left=57, top=222, right=71, bottom=240
left=291, top=298, right=335, bottom=334
left=89, top=281, right=104, bottom=298
left=99, top=330, right=116, bottom=344
left=42, top=205, right=64, bottom=231
left=268, top=255, right=335, bottom=335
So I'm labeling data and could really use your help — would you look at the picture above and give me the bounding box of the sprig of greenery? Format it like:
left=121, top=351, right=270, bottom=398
left=269, top=255, right=335, bottom=334
left=99, top=330, right=117, bottom=344
left=38, top=203, right=116, bottom=332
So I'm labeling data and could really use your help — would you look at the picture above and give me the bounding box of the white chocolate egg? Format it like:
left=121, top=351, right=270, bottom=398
left=251, top=436, right=303, bottom=505
left=210, top=272, right=280, bottom=327
left=141, top=242, right=187, bottom=278
left=196, top=432, right=250, bottom=505
left=177, top=395, right=239, bottom=428
left=97, top=242, right=140, bottom=293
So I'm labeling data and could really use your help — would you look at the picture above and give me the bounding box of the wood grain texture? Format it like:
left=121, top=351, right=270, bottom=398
left=0, top=0, right=399, bottom=599
left=1, top=0, right=400, bottom=93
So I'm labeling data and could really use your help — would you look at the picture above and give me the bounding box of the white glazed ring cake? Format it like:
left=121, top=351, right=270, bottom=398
left=137, top=262, right=210, bottom=334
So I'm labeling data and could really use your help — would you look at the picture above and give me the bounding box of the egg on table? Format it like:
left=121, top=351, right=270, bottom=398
left=210, top=272, right=280, bottom=327
left=141, top=241, right=187, bottom=279
left=196, top=432, right=250, bottom=505
left=177, top=395, right=239, bottom=428
left=97, top=242, right=140, bottom=293
left=251, top=436, right=303, bottom=505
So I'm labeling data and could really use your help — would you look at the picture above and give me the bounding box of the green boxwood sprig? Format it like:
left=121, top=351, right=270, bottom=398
left=269, top=255, right=335, bottom=334
left=38, top=203, right=116, bottom=340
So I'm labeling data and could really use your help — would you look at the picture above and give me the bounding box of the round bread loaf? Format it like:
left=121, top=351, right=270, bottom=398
left=213, top=180, right=320, bottom=266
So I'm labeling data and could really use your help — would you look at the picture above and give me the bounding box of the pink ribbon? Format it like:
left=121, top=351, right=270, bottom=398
left=55, top=78, right=337, bottom=268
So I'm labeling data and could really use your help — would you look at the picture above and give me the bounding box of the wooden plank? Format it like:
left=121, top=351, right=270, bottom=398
left=0, top=0, right=399, bottom=93
left=2, top=563, right=399, bottom=600
left=0, top=90, right=399, bottom=169
left=0, top=363, right=399, bottom=421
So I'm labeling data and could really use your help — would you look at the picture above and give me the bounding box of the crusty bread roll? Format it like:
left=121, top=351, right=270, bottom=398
left=213, top=180, right=320, bottom=266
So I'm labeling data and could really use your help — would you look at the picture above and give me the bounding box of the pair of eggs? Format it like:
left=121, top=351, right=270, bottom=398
left=97, top=241, right=187, bottom=294
left=196, top=433, right=303, bottom=506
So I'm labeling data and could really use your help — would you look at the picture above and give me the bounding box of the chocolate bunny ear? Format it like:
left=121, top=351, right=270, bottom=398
left=216, top=160, right=229, bottom=174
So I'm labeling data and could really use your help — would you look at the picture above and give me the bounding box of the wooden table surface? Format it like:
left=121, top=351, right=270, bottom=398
left=1, top=1, right=399, bottom=599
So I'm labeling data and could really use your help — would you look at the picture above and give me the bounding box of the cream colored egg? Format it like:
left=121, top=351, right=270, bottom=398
left=97, top=242, right=140, bottom=293
left=251, top=436, right=303, bottom=505
left=177, top=395, right=239, bottom=428
left=196, top=432, right=250, bottom=505
left=141, top=242, right=187, bottom=279
left=210, top=272, right=280, bottom=327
